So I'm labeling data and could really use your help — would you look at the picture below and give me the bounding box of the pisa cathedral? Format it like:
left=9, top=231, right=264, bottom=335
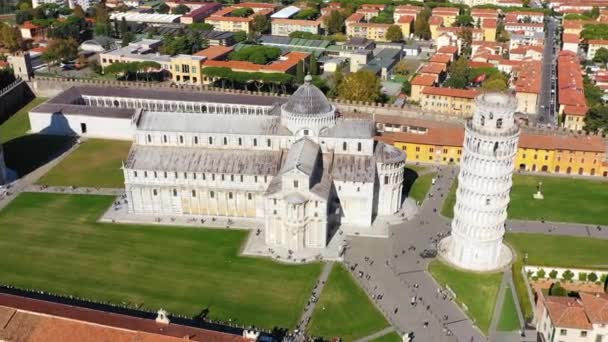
left=29, top=76, right=406, bottom=252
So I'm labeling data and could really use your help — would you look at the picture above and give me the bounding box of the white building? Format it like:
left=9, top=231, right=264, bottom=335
left=31, top=79, right=406, bottom=253
left=536, top=292, right=608, bottom=342
left=32, top=0, right=66, bottom=8
left=439, top=93, right=520, bottom=271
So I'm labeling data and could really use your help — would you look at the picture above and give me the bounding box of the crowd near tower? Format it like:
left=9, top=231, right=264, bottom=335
left=440, top=93, right=520, bottom=271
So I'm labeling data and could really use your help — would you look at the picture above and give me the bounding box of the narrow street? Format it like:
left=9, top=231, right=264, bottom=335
left=537, top=16, right=558, bottom=126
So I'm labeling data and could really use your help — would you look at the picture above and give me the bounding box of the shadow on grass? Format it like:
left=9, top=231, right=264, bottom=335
left=3, top=134, right=76, bottom=177
left=402, top=168, right=420, bottom=200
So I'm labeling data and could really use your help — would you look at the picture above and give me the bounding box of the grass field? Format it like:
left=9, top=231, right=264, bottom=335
left=497, top=288, right=520, bottom=331
left=308, top=265, right=389, bottom=341
left=505, top=233, right=608, bottom=322
left=0, top=97, right=47, bottom=143
left=37, top=139, right=132, bottom=188
left=0, top=193, right=322, bottom=329
left=371, top=332, right=402, bottom=342
left=428, top=260, right=502, bottom=335
left=508, top=174, right=608, bottom=225
left=441, top=178, right=458, bottom=218
left=404, top=164, right=428, bottom=174
left=408, top=172, right=436, bottom=202
left=441, top=175, right=608, bottom=225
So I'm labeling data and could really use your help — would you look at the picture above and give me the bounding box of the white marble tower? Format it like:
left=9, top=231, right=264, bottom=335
left=440, top=93, right=520, bottom=271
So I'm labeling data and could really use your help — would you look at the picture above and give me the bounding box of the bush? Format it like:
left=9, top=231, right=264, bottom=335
left=600, top=274, right=607, bottom=283
left=526, top=270, right=533, bottom=278
left=549, top=282, right=567, bottom=297
left=588, top=272, right=599, bottom=282
left=228, top=46, right=281, bottom=65
left=562, top=270, right=574, bottom=281
left=578, top=272, right=587, bottom=282
left=536, top=269, right=546, bottom=278
left=549, top=270, right=558, bottom=279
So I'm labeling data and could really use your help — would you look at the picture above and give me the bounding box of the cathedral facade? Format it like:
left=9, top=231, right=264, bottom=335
left=122, top=76, right=406, bottom=251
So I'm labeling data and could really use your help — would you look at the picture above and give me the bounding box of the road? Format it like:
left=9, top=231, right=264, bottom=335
left=537, top=16, right=559, bottom=126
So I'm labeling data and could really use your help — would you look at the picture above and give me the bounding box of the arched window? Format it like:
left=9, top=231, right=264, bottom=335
left=238, top=137, right=242, bottom=146
left=267, top=139, right=271, bottom=147
left=357, top=142, right=362, bottom=152
left=578, top=167, right=583, bottom=175
left=496, top=118, right=503, bottom=129
left=173, top=189, right=178, bottom=197
left=113, top=100, right=120, bottom=107
left=179, top=135, right=184, bottom=144
left=480, top=115, right=485, bottom=126
left=253, top=138, right=258, bottom=146
left=384, top=175, right=389, bottom=185
left=133, top=171, right=138, bottom=177
left=555, top=166, right=560, bottom=173
left=591, top=168, right=596, bottom=175
left=223, top=137, right=228, bottom=145
left=192, top=190, right=196, bottom=197
left=147, top=134, right=151, bottom=143
left=208, top=137, right=213, bottom=144
left=567, top=167, right=572, bottom=174
left=163, top=135, right=167, bottom=143
left=153, top=189, right=158, bottom=196
left=342, top=142, right=347, bottom=151
left=194, top=136, right=198, bottom=144
left=210, top=191, right=214, bottom=198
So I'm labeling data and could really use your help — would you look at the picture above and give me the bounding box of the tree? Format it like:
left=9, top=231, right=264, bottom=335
left=309, top=54, right=318, bottom=75
left=43, top=38, right=78, bottom=69
left=251, top=14, right=269, bottom=36
left=231, top=7, right=253, bottom=17
left=401, top=80, right=411, bottom=95
left=444, top=57, right=471, bottom=89
left=385, top=25, right=403, bottom=42
left=584, top=106, right=608, bottom=132
left=481, top=78, right=508, bottom=91
left=189, top=22, right=214, bottom=31
left=293, top=8, right=319, bottom=20
left=233, top=30, right=247, bottom=43
left=73, top=4, right=85, bottom=18
left=588, top=272, right=599, bottom=282
left=536, top=269, right=546, bottom=278
left=393, top=60, right=412, bottom=76
left=549, top=282, right=567, bottom=296
left=119, top=17, right=128, bottom=38
left=323, top=10, right=345, bottom=35
left=454, top=14, right=473, bottom=27
left=549, top=270, right=558, bottom=279
left=295, top=61, right=305, bottom=84
left=578, top=272, right=588, bottom=282
left=414, top=7, right=431, bottom=40
left=228, top=46, right=281, bottom=64
left=593, top=47, right=608, bottom=66
left=0, top=22, right=23, bottom=52
left=457, top=27, right=473, bottom=56
left=121, top=31, right=135, bottom=47
left=157, top=3, right=170, bottom=14
left=172, top=4, right=190, bottom=15
left=562, top=270, right=575, bottom=281
left=337, top=70, right=382, bottom=103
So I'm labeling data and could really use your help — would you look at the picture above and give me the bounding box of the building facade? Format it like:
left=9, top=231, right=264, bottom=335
left=120, top=76, right=406, bottom=251
left=440, top=93, right=520, bottom=271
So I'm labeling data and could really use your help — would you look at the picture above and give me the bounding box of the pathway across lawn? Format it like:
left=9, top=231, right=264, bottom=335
left=37, top=139, right=132, bottom=188
left=370, top=331, right=402, bottom=342
left=497, top=287, right=520, bottom=332
left=0, top=192, right=322, bottom=329
left=428, top=260, right=502, bottom=335
left=307, top=265, right=390, bottom=341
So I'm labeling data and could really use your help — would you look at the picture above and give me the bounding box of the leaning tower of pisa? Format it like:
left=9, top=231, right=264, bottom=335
left=439, top=93, right=520, bottom=271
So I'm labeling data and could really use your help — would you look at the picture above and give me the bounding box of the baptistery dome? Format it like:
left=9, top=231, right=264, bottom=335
left=281, top=75, right=336, bottom=136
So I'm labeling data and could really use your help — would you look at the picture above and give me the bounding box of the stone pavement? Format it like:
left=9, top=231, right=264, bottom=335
left=296, top=262, right=334, bottom=333
left=26, top=184, right=124, bottom=196
left=507, top=220, right=608, bottom=239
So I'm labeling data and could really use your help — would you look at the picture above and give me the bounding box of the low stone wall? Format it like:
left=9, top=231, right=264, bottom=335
left=0, top=79, right=35, bottom=124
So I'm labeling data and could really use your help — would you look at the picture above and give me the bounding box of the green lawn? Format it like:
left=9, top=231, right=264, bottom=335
left=405, top=164, right=428, bottom=174
left=441, top=175, right=608, bottom=225
left=441, top=178, right=458, bottom=218
left=508, top=175, right=608, bottom=225
left=371, top=332, right=402, bottom=342
left=408, top=172, right=436, bottom=202
left=308, top=265, right=389, bottom=341
left=497, top=288, right=520, bottom=331
left=505, top=233, right=608, bottom=322
left=0, top=193, right=322, bottom=329
left=0, top=97, right=47, bottom=143
left=428, top=260, right=502, bottom=335
left=37, top=139, right=132, bottom=188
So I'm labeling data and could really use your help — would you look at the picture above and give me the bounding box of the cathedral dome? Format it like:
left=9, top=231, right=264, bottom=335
left=282, top=75, right=332, bottom=116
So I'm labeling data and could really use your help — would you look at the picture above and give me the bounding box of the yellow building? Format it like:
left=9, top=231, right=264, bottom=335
left=482, top=19, right=497, bottom=42
left=170, top=55, right=206, bottom=85
left=374, top=117, right=608, bottom=177
left=431, top=7, right=459, bottom=27
left=409, top=74, right=436, bottom=102
left=420, top=87, right=477, bottom=117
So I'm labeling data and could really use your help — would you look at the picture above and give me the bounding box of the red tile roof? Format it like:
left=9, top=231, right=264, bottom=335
left=410, top=74, right=437, bottom=86
left=194, top=45, right=234, bottom=60
left=429, top=15, right=443, bottom=25
left=544, top=296, right=593, bottom=330
left=397, top=15, right=414, bottom=24
left=482, top=18, right=497, bottom=28
left=558, top=50, right=588, bottom=116
left=21, top=21, right=40, bottom=29
left=437, top=45, right=458, bottom=54
left=203, top=51, right=309, bottom=73
left=432, top=7, right=460, bottom=15
left=429, top=53, right=452, bottom=64
left=580, top=292, right=608, bottom=324
left=421, top=87, right=478, bottom=99
left=562, top=33, right=580, bottom=44
left=588, top=39, right=608, bottom=45
left=419, top=62, right=446, bottom=74
left=468, top=61, right=494, bottom=68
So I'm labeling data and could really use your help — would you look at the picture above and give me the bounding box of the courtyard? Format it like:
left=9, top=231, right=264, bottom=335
left=37, top=139, right=132, bottom=188
left=0, top=192, right=323, bottom=329
left=442, top=174, right=608, bottom=225
left=428, top=260, right=502, bottom=335
left=307, top=265, right=390, bottom=341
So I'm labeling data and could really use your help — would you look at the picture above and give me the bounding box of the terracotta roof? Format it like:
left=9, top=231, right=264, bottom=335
left=429, top=53, right=452, bottom=64
left=471, top=8, right=498, bottom=17
left=29, top=46, right=47, bottom=53
left=580, top=292, right=608, bottom=324
left=432, top=7, right=460, bottom=15
left=468, top=61, right=494, bottom=68
left=558, top=50, right=588, bottom=116
left=203, top=51, right=309, bottom=72
left=510, top=45, right=544, bottom=55
left=346, top=12, right=365, bottom=22
left=194, top=45, right=234, bottom=60
left=505, top=22, right=544, bottom=28
left=437, top=46, right=458, bottom=54
left=421, top=86, right=478, bottom=99
left=588, top=39, right=608, bottom=45
left=429, top=15, right=444, bottom=25
left=379, top=127, right=464, bottom=147
left=235, top=2, right=275, bottom=8
left=397, top=15, right=414, bottom=24
left=562, top=33, right=580, bottom=44
left=482, top=18, right=497, bottom=28
left=563, top=20, right=584, bottom=29
left=0, top=293, right=250, bottom=342
left=544, top=296, right=593, bottom=330
left=410, top=74, right=437, bottom=86
left=360, top=4, right=386, bottom=9
left=419, top=62, right=446, bottom=74
left=21, top=21, right=40, bottom=29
